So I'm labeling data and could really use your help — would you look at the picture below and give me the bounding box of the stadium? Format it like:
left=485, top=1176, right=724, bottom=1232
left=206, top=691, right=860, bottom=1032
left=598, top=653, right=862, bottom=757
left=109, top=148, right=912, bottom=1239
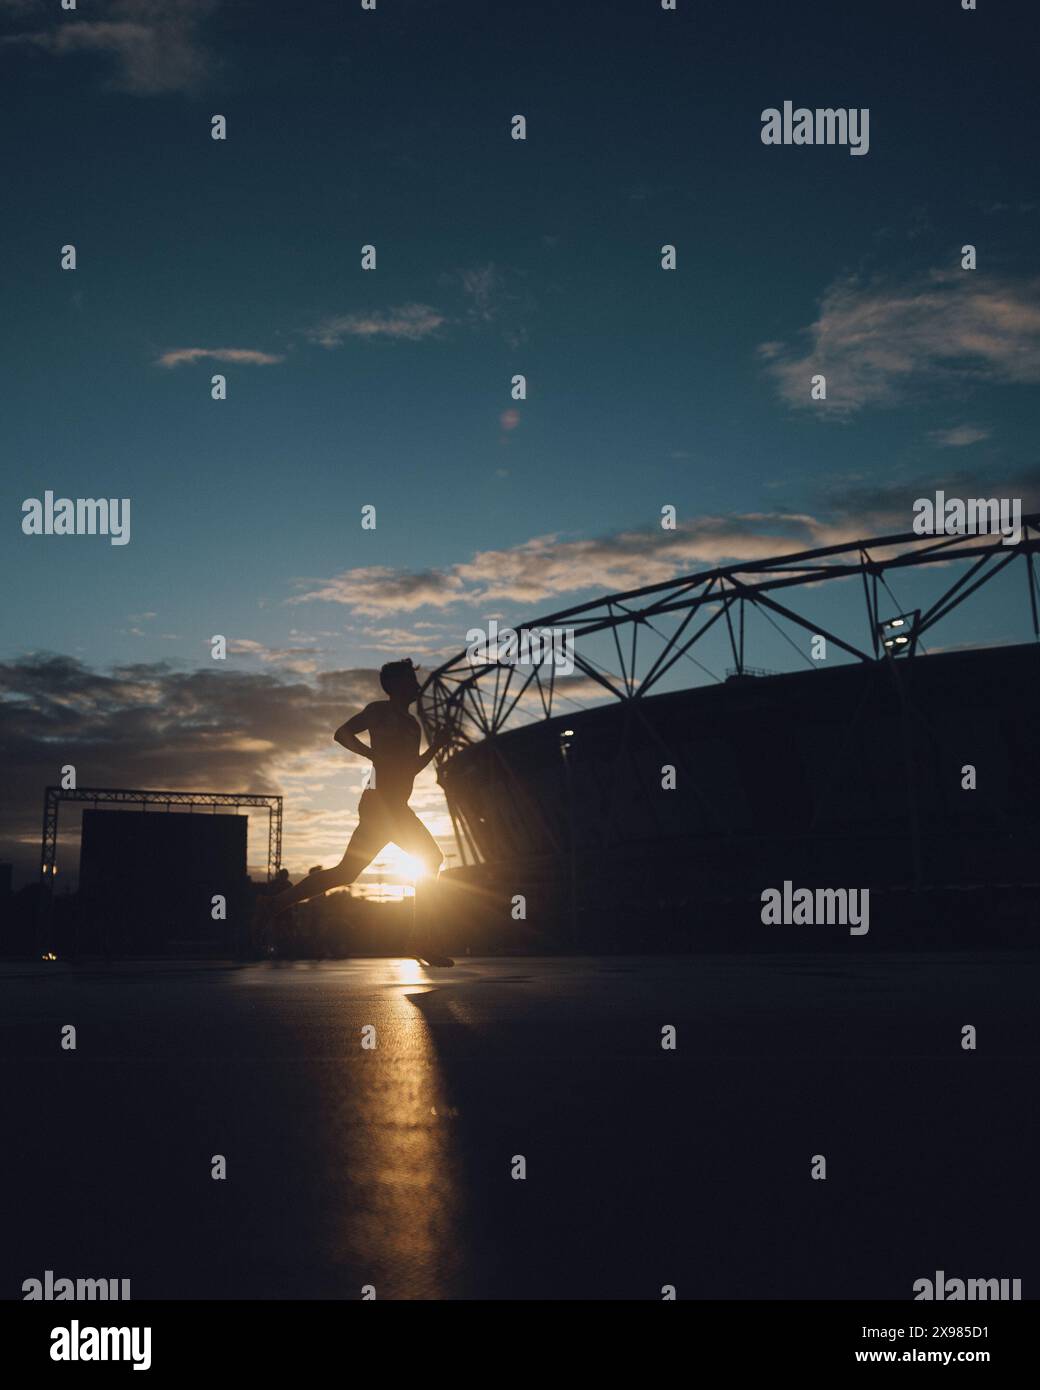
left=420, top=519, right=1040, bottom=950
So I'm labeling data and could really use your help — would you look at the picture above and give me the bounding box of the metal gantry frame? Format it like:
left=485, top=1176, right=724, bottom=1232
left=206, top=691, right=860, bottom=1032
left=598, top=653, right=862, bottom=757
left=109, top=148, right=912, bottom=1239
left=39, top=786, right=283, bottom=893
left=418, top=518, right=1040, bottom=867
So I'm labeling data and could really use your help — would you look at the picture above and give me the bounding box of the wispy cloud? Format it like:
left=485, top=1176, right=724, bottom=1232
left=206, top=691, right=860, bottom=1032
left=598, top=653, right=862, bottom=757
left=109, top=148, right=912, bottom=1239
left=980, top=200, right=1038, bottom=216
left=294, top=464, right=1040, bottom=619
left=807, top=464, right=1040, bottom=552
left=459, top=263, right=501, bottom=323
left=454, top=261, right=532, bottom=346
left=353, top=625, right=456, bottom=658
left=292, top=515, right=850, bottom=617
left=156, top=346, right=284, bottom=368
left=760, top=269, right=1040, bottom=414
left=293, top=565, right=467, bottom=617
left=453, top=519, right=848, bottom=608
left=3, top=0, right=217, bottom=96
left=301, top=268, right=528, bottom=352
left=305, top=304, right=445, bottom=348
left=225, top=639, right=325, bottom=676
left=928, top=424, right=991, bottom=448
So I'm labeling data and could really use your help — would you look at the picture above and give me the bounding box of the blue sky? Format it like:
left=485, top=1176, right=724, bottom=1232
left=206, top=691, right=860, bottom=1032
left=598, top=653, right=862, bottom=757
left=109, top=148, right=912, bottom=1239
left=2, top=0, right=1038, bottom=882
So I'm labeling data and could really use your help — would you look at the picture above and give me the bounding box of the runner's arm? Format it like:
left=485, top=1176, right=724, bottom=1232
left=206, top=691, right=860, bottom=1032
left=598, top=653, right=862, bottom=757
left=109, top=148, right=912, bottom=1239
left=334, top=706, right=375, bottom=760
left=416, top=729, right=449, bottom=771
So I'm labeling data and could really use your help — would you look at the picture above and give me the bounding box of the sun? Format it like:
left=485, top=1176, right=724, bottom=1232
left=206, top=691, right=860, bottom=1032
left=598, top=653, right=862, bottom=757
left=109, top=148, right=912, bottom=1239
left=360, top=843, right=430, bottom=900
left=376, top=844, right=429, bottom=881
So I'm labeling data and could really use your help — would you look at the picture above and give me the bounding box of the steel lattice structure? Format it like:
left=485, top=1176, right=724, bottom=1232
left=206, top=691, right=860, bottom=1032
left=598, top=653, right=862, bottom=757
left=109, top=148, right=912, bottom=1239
left=419, top=518, right=1040, bottom=866
left=39, top=786, right=283, bottom=887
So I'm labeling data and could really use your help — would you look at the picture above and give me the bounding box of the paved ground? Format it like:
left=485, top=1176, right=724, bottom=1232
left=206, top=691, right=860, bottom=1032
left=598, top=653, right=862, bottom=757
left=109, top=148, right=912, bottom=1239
left=2, top=954, right=1038, bottom=1300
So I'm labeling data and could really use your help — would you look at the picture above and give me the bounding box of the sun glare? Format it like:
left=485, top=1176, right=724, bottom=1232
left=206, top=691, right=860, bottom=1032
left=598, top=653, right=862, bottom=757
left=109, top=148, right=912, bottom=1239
left=379, top=844, right=428, bottom=881
left=359, top=844, right=430, bottom=901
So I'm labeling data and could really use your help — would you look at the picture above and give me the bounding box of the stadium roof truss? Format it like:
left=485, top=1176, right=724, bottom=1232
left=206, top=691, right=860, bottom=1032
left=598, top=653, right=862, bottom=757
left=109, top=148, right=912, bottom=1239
left=418, top=519, right=1040, bottom=867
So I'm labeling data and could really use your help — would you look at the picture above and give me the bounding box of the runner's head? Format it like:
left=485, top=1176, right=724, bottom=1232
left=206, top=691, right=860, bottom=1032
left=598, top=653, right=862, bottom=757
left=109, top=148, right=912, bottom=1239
left=379, top=658, right=421, bottom=703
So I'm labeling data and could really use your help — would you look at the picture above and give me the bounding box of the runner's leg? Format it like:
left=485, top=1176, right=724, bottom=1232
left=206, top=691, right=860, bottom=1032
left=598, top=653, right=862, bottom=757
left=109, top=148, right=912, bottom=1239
left=265, top=795, right=390, bottom=917
left=388, top=806, right=446, bottom=954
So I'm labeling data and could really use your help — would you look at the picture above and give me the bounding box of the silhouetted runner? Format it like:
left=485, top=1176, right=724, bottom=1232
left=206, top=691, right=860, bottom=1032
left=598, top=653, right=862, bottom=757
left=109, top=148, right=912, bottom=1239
left=256, top=660, right=454, bottom=966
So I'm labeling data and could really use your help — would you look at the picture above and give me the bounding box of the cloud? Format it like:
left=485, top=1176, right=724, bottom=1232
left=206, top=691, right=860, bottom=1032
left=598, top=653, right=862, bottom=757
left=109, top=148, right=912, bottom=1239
left=224, top=639, right=324, bottom=676
left=928, top=424, right=991, bottom=448
left=294, top=464, right=1040, bottom=622
left=454, top=519, right=844, bottom=607
left=447, top=261, right=532, bottom=346
left=4, top=0, right=217, bottom=96
left=300, top=269, right=529, bottom=354
left=459, top=264, right=501, bottom=323
left=293, top=515, right=851, bottom=618
left=352, top=626, right=456, bottom=658
left=812, top=463, right=1040, bottom=534
left=292, top=565, right=468, bottom=617
left=760, top=269, right=1040, bottom=414
left=980, top=201, right=1038, bottom=216
left=305, top=304, right=445, bottom=348
left=156, top=346, right=284, bottom=368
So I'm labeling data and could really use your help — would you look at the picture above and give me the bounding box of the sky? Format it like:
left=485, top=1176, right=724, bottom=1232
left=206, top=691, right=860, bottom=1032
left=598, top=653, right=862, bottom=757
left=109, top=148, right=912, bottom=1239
left=1, top=0, right=1038, bottom=885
